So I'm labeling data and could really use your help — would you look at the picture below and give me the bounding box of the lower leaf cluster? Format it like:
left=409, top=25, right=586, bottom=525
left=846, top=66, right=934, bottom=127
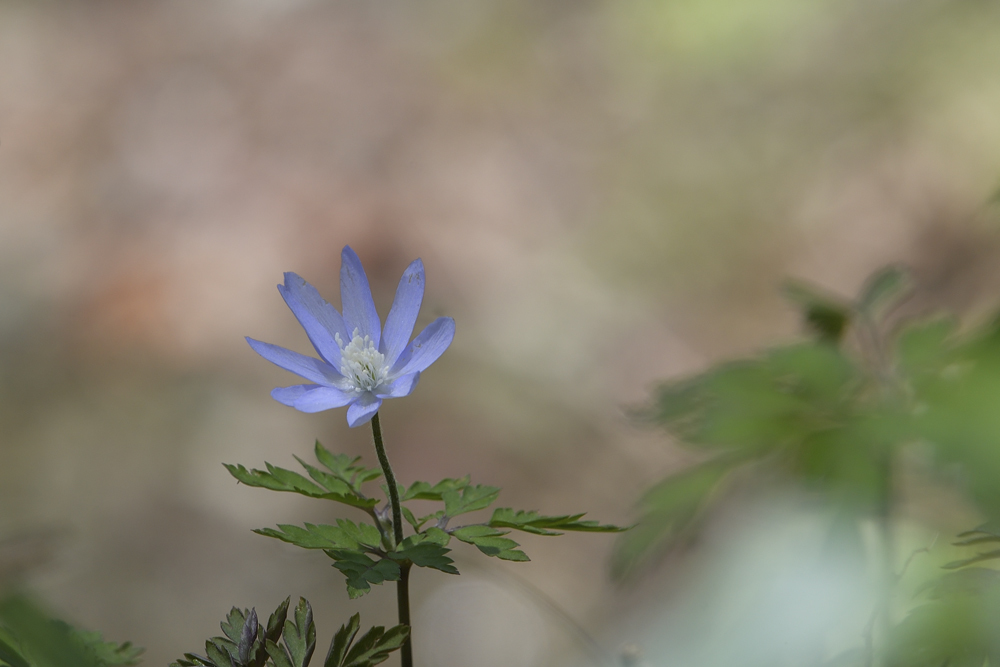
left=170, top=598, right=406, bottom=667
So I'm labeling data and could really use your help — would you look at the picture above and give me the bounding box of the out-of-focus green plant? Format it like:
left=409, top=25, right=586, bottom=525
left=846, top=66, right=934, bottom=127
left=0, top=594, right=142, bottom=667
left=616, top=263, right=1000, bottom=665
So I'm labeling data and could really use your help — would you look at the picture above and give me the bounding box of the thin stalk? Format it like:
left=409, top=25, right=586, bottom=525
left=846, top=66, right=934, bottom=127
left=371, top=412, right=412, bottom=667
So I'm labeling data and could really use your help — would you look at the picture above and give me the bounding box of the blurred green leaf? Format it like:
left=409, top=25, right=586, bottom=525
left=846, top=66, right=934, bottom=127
left=857, top=265, right=910, bottom=315
left=890, top=569, right=1000, bottom=667
left=0, top=595, right=141, bottom=667
left=612, top=458, right=733, bottom=578
left=783, top=280, right=852, bottom=343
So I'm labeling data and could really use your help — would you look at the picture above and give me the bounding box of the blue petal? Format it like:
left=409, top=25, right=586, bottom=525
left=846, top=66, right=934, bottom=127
left=271, top=384, right=318, bottom=405
left=375, top=372, right=420, bottom=399
left=293, top=386, right=355, bottom=413
left=390, top=317, right=455, bottom=376
left=278, top=272, right=350, bottom=367
left=346, top=394, right=382, bottom=427
left=340, top=246, right=381, bottom=347
left=380, top=258, right=424, bottom=367
left=246, top=337, right=343, bottom=385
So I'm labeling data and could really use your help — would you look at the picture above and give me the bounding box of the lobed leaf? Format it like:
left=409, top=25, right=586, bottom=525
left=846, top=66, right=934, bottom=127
left=389, top=537, right=459, bottom=574
left=489, top=508, right=627, bottom=536
left=254, top=520, right=382, bottom=552
left=401, top=476, right=471, bottom=502
left=451, top=525, right=528, bottom=561
left=325, top=550, right=401, bottom=599
left=323, top=614, right=409, bottom=667
left=442, top=485, right=501, bottom=518
left=312, top=442, right=382, bottom=493
left=224, top=463, right=378, bottom=510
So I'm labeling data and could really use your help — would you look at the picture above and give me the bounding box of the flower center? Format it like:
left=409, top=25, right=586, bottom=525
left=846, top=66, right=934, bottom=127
left=335, top=328, right=389, bottom=392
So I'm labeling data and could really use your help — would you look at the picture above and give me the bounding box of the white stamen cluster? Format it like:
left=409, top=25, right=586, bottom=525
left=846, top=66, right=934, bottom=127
left=335, top=328, right=389, bottom=392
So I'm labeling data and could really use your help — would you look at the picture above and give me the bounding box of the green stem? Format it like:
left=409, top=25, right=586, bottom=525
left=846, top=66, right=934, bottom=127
left=371, top=412, right=412, bottom=667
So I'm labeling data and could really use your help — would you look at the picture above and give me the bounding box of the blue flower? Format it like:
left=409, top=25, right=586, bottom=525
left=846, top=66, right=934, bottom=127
left=247, top=246, right=455, bottom=427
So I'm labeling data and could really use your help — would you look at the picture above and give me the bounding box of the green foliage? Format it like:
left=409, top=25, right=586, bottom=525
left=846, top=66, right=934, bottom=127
left=451, top=526, right=528, bottom=561
left=625, top=262, right=1000, bottom=665
left=890, top=558, right=1000, bottom=667
left=224, top=441, right=381, bottom=512
left=783, top=280, right=852, bottom=343
left=172, top=599, right=406, bottom=667
left=442, top=485, right=501, bottom=517
left=488, top=508, right=627, bottom=535
left=323, top=614, right=409, bottom=667
left=172, top=598, right=288, bottom=667
left=0, top=595, right=142, bottom=667
left=400, top=477, right=471, bottom=502
left=389, top=537, right=459, bottom=574
left=610, top=458, right=732, bottom=577
left=266, top=598, right=316, bottom=667
left=230, top=440, right=626, bottom=596
left=857, top=265, right=909, bottom=316
left=254, top=521, right=384, bottom=552
left=616, top=267, right=942, bottom=576
left=326, top=551, right=401, bottom=599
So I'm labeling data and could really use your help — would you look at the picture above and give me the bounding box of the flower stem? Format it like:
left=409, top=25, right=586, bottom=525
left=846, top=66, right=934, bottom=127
left=371, top=412, right=412, bottom=667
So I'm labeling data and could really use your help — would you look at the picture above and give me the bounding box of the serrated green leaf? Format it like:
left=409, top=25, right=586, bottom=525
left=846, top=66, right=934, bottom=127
left=205, top=639, right=233, bottom=667
left=266, top=639, right=294, bottom=667
left=281, top=598, right=316, bottom=667
left=417, top=527, right=451, bottom=546
left=402, top=476, right=471, bottom=501
left=334, top=519, right=383, bottom=550
left=266, top=598, right=290, bottom=646
left=221, top=607, right=247, bottom=644
left=389, top=537, right=459, bottom=574
left=452, top=525, right=528, bottom=561
left=313, top=442, right=382, bottom=493
left=326, top=550, right=401, bottom=598
left=322, top=614, right=408, bottom=667
left=253, top=520, right=382, bottom=552
left=295, top=457, right=356, bottom=496
left=223, top=463, right=378, bottom=510
left=342, top=624, right=409, bottom=667
left=323, top=613, right=360, bottom=667
left=489, top=508, right=627, bottom=535
left=442, top=485, right=500, bottom=517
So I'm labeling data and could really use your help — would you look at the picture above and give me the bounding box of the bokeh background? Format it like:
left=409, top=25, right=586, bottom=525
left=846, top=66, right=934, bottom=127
left=4, top=1, right=1000, bottom=665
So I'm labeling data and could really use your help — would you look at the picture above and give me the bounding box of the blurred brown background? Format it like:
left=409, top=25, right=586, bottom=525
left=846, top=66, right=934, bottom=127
left=3, top=1, right=1000, bottom=665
